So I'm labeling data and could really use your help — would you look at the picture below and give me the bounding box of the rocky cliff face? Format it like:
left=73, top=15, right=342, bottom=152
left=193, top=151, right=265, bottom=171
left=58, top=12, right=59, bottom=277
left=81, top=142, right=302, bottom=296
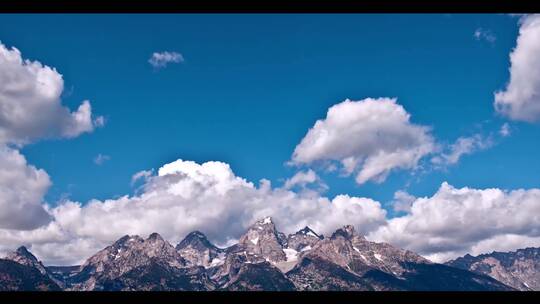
left=236, top=217, right=287, bottom=263
left=0, top=218, right=518, bottom=291
left=176, top=231, right=224, bottom=268
left=446, top=247, right=540, bottom=290
left=286, top=226, right=323, bottom=252
left=286, top=225, right=510, bottom=291
left=68, top=233, right=187, bottom=290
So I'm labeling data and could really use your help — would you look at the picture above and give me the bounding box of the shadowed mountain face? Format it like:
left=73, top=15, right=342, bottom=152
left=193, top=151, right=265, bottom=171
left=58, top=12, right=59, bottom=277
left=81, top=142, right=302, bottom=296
left=0, top=259, right=61, bottom=291
left=5, top=246, right=48, bottom=276
left=446, top=247, right=540, bottom=290
left=0, top=218, right=516, bottom=291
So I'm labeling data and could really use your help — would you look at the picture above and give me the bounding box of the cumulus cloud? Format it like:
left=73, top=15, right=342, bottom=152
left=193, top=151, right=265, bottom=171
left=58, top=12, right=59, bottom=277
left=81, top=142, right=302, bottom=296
left=0, top=146, right=52, bottom=230
left=148, top=51, right=184, bottom=69
left=291, top=98, right=435, bottom=185
left=0, top=42, right=103, bottom=146
left=283, top=169, right=328, bottom=194
left=494, top=14, right=540, bottom=122
left=390, top=190, right=416, bottom=213
left=2, top=158, right=540, bottom=265
left=0, top=41, right=103, bottom=235
left=431, top=134, right=493, bottom=166
left=93, top=153, right=111, bottom=166
left=369, top=182, right=540, bottom=262
left=0, top=159, right=388, bottom=265
left=473, top=28, right=496, bottom=44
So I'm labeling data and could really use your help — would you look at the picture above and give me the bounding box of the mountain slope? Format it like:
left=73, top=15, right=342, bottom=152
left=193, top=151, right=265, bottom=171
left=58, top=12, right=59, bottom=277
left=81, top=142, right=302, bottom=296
left=0, top=259, right=61, bottom=291
left=286, top=225, right=513, bottom=291
left=69, top=233, right=187, bottom=290
left=4, top=246, right=65, bottom=288
left=236, top=217, right=287, bottom=263
left=446, top=247, right=540, bottom=291
left=176, top=231, right=224, bottom=268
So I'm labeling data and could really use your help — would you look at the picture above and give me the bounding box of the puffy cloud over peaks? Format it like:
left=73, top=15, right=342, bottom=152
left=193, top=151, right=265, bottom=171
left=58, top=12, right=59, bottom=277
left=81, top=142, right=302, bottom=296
left=0, top=158, right=389, bottom=265
left=291, top=98, right=435, bottom=185
left=370, top=182, right=540, bottom=262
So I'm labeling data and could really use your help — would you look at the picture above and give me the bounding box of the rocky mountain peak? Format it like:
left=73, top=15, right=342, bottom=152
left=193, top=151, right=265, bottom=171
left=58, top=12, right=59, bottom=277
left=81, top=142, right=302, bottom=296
left=74, top=233, right=186, bottom=290
left=286, top=226, right=324, bottom=253
left=11, top=246, right=38, bottom=262
left=296, top=226, right=323, bottom=239
left=112, top=235, right=144, bottom=248
left=147, top=232, right=164, bottom=241
left=176, top=231, right=223, bottom=268
left=6, top=246, right=43, bottom=270
left=4, top=246, right=55, bottom=282
left=446, top=247, right=540, bottom=291
left=330, top=225, right=358, bottom=240
left=177, top=231, right=217, bottom=251
left=258, top=216, right=273, bottom=225
left=1, top=219, right=520, bottom=291
left=237, top=217, right=286, bottom=263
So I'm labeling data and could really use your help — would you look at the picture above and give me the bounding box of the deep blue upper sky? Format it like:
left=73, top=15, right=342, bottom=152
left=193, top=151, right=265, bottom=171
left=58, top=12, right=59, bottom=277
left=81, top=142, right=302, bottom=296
left=1, top=14, right=537, bottom=214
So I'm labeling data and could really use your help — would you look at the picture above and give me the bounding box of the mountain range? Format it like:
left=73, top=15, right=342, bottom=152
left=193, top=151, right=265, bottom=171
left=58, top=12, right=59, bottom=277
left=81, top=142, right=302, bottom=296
left=1, top=217, right=534, bottom=291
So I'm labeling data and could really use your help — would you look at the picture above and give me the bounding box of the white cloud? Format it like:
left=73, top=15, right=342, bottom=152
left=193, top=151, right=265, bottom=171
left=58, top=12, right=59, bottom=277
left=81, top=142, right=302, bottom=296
left=284, top=170, right=318, bottom=189
left=131, top=169, right=154, bottom=186
left=0, top=159, right=388, bottom=265
left=494, top=14, right=540, bottom=122
left=499, top=122, right=511, bottom=137
left=148, top=51, right=184, bottom=68
left=0, top=42, right=102, bottom=146
left=291, top=98, right=435, bottom=185
left=283, top=169, right=328, bottom=194
left=431, top=134, right=493, bottom=166
left=473, top=28, right=496, bottom=44
left=0, top=41, right=103, bottom=235
left=0, top=146, right=52, bottom=230
left=390, top=190, right=416, bottom=213
left=370, top=182, right=540, bottom=262
left=93, top=153, right=111, bottom=166
left=2, top=158, right=540, bottom=266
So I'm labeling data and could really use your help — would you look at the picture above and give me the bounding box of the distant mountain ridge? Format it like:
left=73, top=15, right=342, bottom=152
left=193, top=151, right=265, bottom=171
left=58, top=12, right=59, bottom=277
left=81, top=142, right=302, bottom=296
left=446, top=247, right=540, bottom=291
left=0, top=217, right=516, bottom=291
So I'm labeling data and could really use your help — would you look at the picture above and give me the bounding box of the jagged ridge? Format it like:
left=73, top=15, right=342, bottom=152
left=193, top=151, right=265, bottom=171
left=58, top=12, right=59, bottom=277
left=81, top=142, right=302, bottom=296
left=1, top=217, right=516, bottom=291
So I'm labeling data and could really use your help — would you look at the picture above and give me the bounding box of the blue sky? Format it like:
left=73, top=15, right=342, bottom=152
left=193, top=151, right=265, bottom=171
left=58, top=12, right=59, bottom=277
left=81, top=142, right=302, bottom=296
left=2, top=14, right=535, bottom=205
left=2, top=14, right=540, bottom=264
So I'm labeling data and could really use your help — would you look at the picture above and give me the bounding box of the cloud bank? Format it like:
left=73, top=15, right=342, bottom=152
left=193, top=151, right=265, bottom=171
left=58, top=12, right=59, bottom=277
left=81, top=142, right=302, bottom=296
left=0, top=159, right=388, bottom=265
left=2, top=157, right=540, bottom=265
left=0, top=41, right=103, bottom=249
left=370, top=182, right=540, bottom=262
